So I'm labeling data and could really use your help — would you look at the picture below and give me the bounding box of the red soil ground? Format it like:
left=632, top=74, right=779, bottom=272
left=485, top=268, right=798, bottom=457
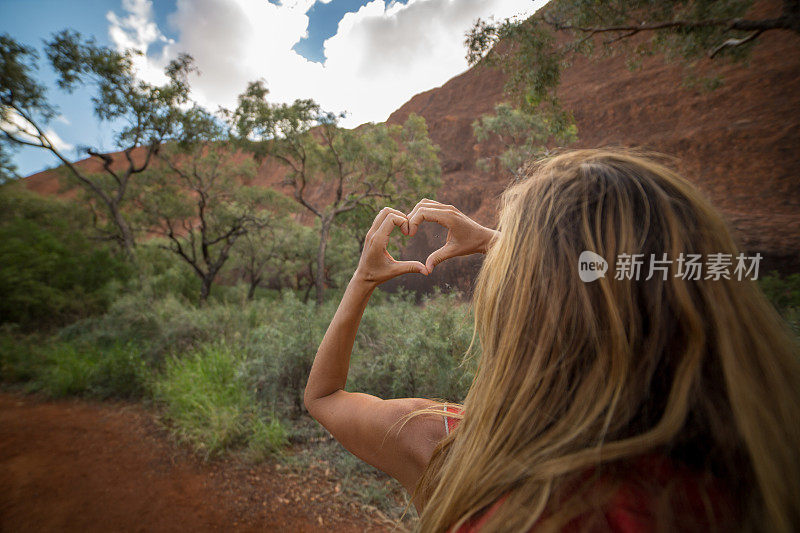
left=0, top=392, right=391, bottom=532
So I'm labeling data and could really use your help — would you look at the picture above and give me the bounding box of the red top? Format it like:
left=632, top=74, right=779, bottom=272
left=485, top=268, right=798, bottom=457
left=440, top=406, right=731, bottom=532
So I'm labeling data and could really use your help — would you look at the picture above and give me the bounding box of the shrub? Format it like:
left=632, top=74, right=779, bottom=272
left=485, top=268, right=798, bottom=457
left=759, top=271, right=800, bottom=337
left=153, top=343, right=286, bottom=458
left=58, top=294, right=277, bottom=365
left=39, top=342, right=146, bottom=398
left=248, top=416, right=289, bottom=459
left=0, top=330, right=46, bottom=383
left=350, top=291, right=476, bottom=401
left=0, top=185, right=129, bottom=329
left=243, top=291, right=335, bottom=414
left=154, top=344, right=250, bottom=457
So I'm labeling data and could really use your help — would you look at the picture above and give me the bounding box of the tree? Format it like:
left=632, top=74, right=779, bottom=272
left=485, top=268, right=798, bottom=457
left=1, top=31, right=194, bottom=257
left=0, top=182, right=129, bottom=329
left=473, top=103, right=576, bottom=182
left=232, top=215, right=314, bottom=300
left=467, top=1, right=800, bottom=115
left=336, top=201, right=380, bottom=253
left=135, top=106, right=293, bottom=304
left=233, top=82, right=441, bottom=305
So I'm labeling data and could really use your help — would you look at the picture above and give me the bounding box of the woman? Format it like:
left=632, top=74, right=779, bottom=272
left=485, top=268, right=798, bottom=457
left=303, top=149, right=800, bottom=532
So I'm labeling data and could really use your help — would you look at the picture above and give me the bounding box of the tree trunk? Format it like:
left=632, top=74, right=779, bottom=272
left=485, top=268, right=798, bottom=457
left=247, top=277, right=260, bottom=300
left=315, top=216, right=333, bottom=306
left=199, top=275, right=213, bottom=306
left=109, top=201, right=136, bottom=259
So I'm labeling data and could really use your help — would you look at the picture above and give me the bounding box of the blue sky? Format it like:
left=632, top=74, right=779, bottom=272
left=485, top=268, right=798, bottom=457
left=1, top=0, right=541, bottom=176
left=294, top=0, right=408, bottom=63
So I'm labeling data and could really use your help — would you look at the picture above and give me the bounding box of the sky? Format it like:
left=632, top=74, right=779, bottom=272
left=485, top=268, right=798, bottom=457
left=1, top=0, right=545, bottom=176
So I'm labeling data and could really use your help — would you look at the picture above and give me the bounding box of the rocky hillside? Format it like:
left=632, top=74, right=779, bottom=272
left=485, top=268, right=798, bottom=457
left=25, top=2, right=800, bottom=294
left=383, top=2, right=800, bottom=293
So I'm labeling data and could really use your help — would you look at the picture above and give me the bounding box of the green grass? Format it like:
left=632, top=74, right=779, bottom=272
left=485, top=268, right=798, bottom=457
left=153, top=343, right=287, bottom=459
left=0, top=336, right=146, bottom=399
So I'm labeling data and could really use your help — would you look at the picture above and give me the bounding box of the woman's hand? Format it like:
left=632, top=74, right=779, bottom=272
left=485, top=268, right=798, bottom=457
left=354, top=207, right=428, bottom=286
left=406, top=199, right=499, bottom=273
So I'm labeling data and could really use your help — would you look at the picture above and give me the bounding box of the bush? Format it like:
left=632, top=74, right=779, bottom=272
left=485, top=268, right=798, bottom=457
left=153, top=343, right=286, bottom=458
left=350, top=290, right=476, bottom=401
left=0, top=185, right=130, bottom=329
left=59, top=294, right=276, bottom=365
left=0, top=330, right=46, bottom=383
left=0, top=336, right=147, bottom=399
left=243, top=291, right=335, bottom=414
left=133, top=242, right=201, bottom=303
left=759, top=271, right=800, bottom=337
left=38, top=342, right=146, bottom=398
left=248, top=416, right=289, bottom=459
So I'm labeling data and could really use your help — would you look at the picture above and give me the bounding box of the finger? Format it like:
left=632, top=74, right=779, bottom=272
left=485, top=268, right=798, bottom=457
left=407, top=198, right=443, bottom=215
left=407, top=206, right=454, bottom=237
left=406, top=199, right=448, bottom=234
left=391, top=260, right=428, bottom=276
left=375, top=213, right=408, bottom=247
left=425, top=242, right=457, bottom=273
left=366, top=207, right=408, bottom=240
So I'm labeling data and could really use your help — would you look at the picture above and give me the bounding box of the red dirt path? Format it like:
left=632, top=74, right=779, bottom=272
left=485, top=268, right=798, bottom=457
left=0, top=392, right=390, bottom=532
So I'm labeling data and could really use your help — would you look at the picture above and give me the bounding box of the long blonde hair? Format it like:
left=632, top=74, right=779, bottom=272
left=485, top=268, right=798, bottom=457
left=415, top=149, right=800, bottom=532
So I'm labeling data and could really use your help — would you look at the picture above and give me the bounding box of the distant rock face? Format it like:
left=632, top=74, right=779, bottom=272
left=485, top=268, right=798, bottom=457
left=383, top=3, right=800, bottom=294
left=25, top=2, right=800, bottom=295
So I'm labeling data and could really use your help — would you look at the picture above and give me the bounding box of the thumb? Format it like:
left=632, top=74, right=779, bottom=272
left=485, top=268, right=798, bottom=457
left=393, top=260, right=428, bottom=276
left=425, top=244, right=454, bottom=273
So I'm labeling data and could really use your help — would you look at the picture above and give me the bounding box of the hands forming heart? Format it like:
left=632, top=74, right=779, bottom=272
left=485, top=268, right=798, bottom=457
left=354, top=199, right=499, bottom=286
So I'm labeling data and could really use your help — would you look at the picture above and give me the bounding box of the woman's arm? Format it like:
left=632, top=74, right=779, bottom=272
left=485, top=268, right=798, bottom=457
left=303, top=203, right=498, bottom=504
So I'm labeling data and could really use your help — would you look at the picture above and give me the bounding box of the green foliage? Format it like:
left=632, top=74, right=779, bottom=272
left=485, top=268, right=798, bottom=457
left=465, top=0, right=786, bottom=147
left=473, top=103, right=577, bottom=180
left=231, top=215, right=315, bottom=297
left=759, top=271, right=800, bottom=336
left=59, top=293, right=260, bottom=364
left=0, top=184, right=129, bottom=329
left=759, top=271, right=800, bottom=310
left=37, top=342, right=146, bottom=398
left=467, top=16, right=563, bottom=113
left=153, top=343, right=285, bottom=459
left=243, top=291, right=335, bottom=412
left=2, top=30, right=196, bottom=253
left=0, top=334, right=146, bottom=399
left=0, top=35, right=52, bottom=181
left=248, top=415, right=290, bottom=459
left=233, top=83, right=442, bottom=303
left=0, top=330, right=45, bottom=383
left=133, top=241, right=203, bottom=302
left=134, top=105, right=296, bottom=303
left=351, top=291, right=476, bottom=401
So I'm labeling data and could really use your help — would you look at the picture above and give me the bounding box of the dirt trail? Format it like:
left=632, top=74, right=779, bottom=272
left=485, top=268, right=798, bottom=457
left=0, top=392, right=389, bottom=532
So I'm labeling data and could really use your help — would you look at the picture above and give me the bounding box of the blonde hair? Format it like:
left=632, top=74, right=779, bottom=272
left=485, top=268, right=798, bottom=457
left=415, top=149, right=800, bottom=532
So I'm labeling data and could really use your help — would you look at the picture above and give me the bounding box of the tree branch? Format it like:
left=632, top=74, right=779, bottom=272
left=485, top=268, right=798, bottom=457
left=709, top=29, right=765, bottom=58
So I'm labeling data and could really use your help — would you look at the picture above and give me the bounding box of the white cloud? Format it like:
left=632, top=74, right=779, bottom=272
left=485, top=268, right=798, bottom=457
left=44, top=129, right=74, bottom=152
left=107, top=0, right=544, bottom=127
left=1, top=110, right=74, bottom=153
left=106, top=0, right=174, bottom=86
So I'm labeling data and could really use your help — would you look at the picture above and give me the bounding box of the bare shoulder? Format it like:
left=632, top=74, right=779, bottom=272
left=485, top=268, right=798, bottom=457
left=394, top=399, right=449, bottom=473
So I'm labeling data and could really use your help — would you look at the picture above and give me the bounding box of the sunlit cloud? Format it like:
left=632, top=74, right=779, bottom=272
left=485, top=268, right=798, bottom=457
left=107, top=0, right=543, bottom=127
